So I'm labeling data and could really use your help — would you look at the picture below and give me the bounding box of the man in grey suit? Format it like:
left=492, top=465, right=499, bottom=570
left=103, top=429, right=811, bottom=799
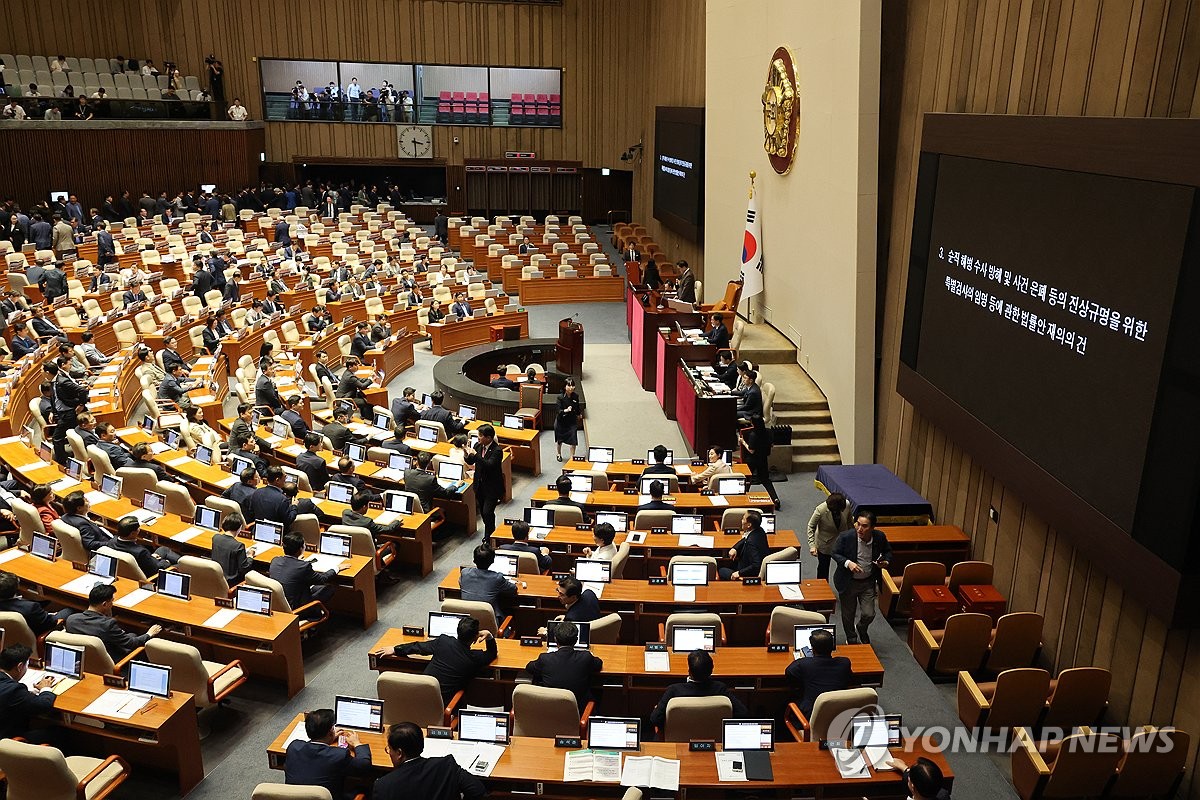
left=255, top=361, right=284, bottom=415
left=66, top=583, right=163, bottom=661
left=211, top=512, right=255, bottom=585
left=402, top=450, right=459, bottom=515
left=269, top=532, right=344, bottom=615
left=459, top=545, right=521, bottom=621
left=674, top=260, right=696, bottom=304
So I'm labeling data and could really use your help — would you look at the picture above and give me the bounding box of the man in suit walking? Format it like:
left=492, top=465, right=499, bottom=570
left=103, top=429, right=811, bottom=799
left=464, top=423, right=505, bottom=539
left=525, top=621, right=603, bottom=711
left=66, top=584, right=163, bottom=662
left=831, top=509, right=891, bottom=645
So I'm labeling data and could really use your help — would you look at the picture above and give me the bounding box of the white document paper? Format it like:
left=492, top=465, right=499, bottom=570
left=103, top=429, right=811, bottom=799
left=715, top=751, right=750, bottom=782
left=279, top=444, right=305, bottom=456
left=372, top=468, right=405, bottom=482
left=674, top=465, right=692, bottom=476
left=61, top=574, right=113, bottom=594
left=115, top=588, right=155, bottom=608
left=282, top=720, right=308, bottom=748
left=620, top=755, right=680, bottom=791
left=85, top=490, right=112, bottom=506
left=864, top=746, right=892, bottom=770
left=15, top=461, right=47, bottom=474
left=0, top=548, right=25, bottom=565
left=830, top=748, right=871, bottom=779
left=582, top=582, right=605, bottom=599
left=172, top=528, right=205, bottom=543
left=82, top=689, right=149, bottom=719
left=51, top=476, right=82, bottom=491
left=166, top=457, right=192, bottom=467
left=570, top=491, right=590, bottom=503
left=564, top=750, right=622, bottom=782
left=189, top=394, right=216, bottom=404
left=677, top=534, right=714, bottom=548
left=673, top=585, right=696, bottom=602
left=85, top=401, right=108, bottom=410
left=20, top=667, right=77, bottom=695
left=778, top=584, right=805, bottom=601
left=115, top=427, right=140, bottom=436
left=215, top=475, right=239, bottom=488
left=643, top=651, right=671, bottom=672
left=306, top=554, right=345, bottom=573
left=202, top=608, right=242, bottom=628
left=374, top=511, right=400, bottom=525
left=708, top=495, right=730, bottom=506
left=466, top=742, right=506, bottom=777
left=149, top=442, right=172, bottom=454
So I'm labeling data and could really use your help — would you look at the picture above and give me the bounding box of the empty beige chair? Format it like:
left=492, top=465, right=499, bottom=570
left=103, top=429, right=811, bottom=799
left=7, top=502, right=42, bottom=551
left=47, top=630, right=133, bottom=674
left=660, top=612, right=726, bottom=646
left=0, top=612, right=39, bottom=652
left=758, top=546, right=800, bottom=580
left=958, top=668, right=1051, bottom=732
left=786, top=687, right=878, bottom=742
left=511, top=550, right=541, bottom=575
left=144, top=638, right=245, bottom=709
left=984, top=611, right=1043, bottom=673
left=544, top=503, right=583, bottom=526
left=946, top=560, right=994, bottom=593
left=880, top=561, right=947, bottom=619
left=633, top=509, right=675, bottom=529
left=50, top=520, right=90, bottom=564
left=97, top=544, right=151, bottom=583
left=911, top=612, right=994, bottom=677
left=609, top=542, right=632, bottom=580
left=0, top=738, right=130, bottom=800
left=766, top=606, right=828, bottom=646
left=664, top=555, right=717, bottom=582
left=1108, top=726, right=1190, bottom=799
left=112, top=318, right=138, bottom=346
left=54, top=305, right=82, bottom=329
left=134, top=310, right=157, bottom=334
left=157, top=480, right=197, bottom=520
left=1011, top=728, right=1123, bottom=800
left=441, top=598, right=508, bottom=636
left=589, top=612, right=622, bottom=644
left=662, top=695, right=731, bottom=742
left=242, top=571, right=330, bottom=633
left=115, top=466, right=160, bottom=501
left=378, top=672, right=461, bottom=727
left=1041, top=667, right=1111, bottom=730
left=174, top=555, right=231, bottom=599
left=251, top=785, right=333, bottom=800
left=291, top=514, right=322, bottom=548
left=513, top=684, right=592, bottom=738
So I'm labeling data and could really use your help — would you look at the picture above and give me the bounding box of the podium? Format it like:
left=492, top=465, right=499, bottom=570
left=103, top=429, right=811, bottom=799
left=557, top=317, right=584, bottom=375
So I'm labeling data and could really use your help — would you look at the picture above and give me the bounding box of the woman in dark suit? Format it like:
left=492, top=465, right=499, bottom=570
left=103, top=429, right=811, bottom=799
left=554, top=378, right=582, bottom=463
left=739, top=414, right=781, bottom=510
left=642, top=259, right=662, bottom=291
left=200, top=317, right=222, bottom=355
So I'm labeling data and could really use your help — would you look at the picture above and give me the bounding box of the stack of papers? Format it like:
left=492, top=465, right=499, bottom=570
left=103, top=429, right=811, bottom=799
left=563, top=750, right=621, bottom=782
left=708, top=495, right=730, bottom=506
left=620, top=756, right=680, bottom=791
left=61, top=574, right=114, bottom=594
left=677, top=534, right=714, bottom=548
left=830, top=748, right=870, bottom=779
left=82, top=689, right=149, bottom=719
left=20, top=667, right=77, bottom=695
left=778, top=585, right=805, bottom=600
left=202, top=608, right=241, bottom=628
left=643, top=651, right=670, bottom=672
left=85, top=490, right=113, bottom=506
left=422, top=739, right=506, bottom=777
left=673, top=586, right=696, bottom=602
left=582, top=582, right=605, bottom=598
left=306, top=554, right=346, bottom=573
left=115, top=588, right=155, bottom=608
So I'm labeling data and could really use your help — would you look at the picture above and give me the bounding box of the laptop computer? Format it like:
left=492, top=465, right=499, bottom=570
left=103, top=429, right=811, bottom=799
left=794, top=624, right=837, bottom=658
left=194, top=505, right=221, bottom=532
left=128, top=660, right=172, bottom=698
left=382, top=490, right=414, bottom=515
left=133, top=489, right=166, bottom=524
left=574, top=559, right=612, bottom=584
left=524, top=507, right=554, bottom=528
left=669, top=562, right=710, bottom=586
left=671, top=624, right=717, bottom=652
left=27, top=641, right=85, bottom=694
left=229, top=454, right=254, bottom=475
left=647, top=449, right=674, bottom=466
left=671, top=514, right=704, bottom=534
left=373, top=412, right=392, bottom=431
left=594, top=511, right=628, bottom=532
left=436, top=461, right=465, bottom=488
left=587, top=446, right=614, bottom=464
left=194, top=444, right=214, bottom=466
left=459, top=404, right=477, bottom=421
left=717, top=477, right=747, bottom=495
left=488, top=553, right=519, bottom=578
left=233, top=585, right=272, bottom=614
left=345, top=442, right=367, bottom=464
left=326, top=481, right=355, bottom=505
left=163, top=429, right=183, bottom=449
left=334, top=695, right=384, bottom=732
left=764, top=560, right=802, bottom=586
left=416, top=424, right=439, bottom=443
left=850, top=713, right=903, bottom=769
left=155, top=570, right=191, bottom=601
left=723, top=718, right=775, bottom=751
left=640, top=476, right=671, bottom=495
left=30, top=532, right=57, bottom=561
left=100, top=473, right=123, bottom=500
left=88, top=552, right=118, bottom=584
left=567, top=474, right=593, bottom=493
left=586, top=717, right=641, bottom=750
left=271, top=419, right=291, bottom=440
left=252, top=520, right=284, bottom=547
left=428, top=611, right=468, bottom=638
left=546, top=620, right=592, bottom=651
left=502, top=414, right=524, bottom=430
left=458, top=709, right=511, bottom=744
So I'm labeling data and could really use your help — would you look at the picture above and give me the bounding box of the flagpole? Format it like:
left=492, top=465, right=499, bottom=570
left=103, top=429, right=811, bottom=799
left=743, top=171, right=755, bottom=324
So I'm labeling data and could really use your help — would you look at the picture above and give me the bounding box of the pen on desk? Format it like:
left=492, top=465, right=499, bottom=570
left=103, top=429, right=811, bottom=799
left=138, top=701, right=157, bottom=715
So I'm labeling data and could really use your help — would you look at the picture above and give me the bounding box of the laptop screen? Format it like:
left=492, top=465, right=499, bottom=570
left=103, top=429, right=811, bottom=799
left=717, top=477, right=747, bottom=495
left=594, top=511, right=627, bottom=532
left=388, top=453, right=413, bottom=471
left=428, top=611, right=468, bottom=638
left=319, top=533, right=352, bottom=558
left=647, top=449, right=674, bottom=466
left=383, top=491, right=413, bottom=514
left=194, top=505, right=220, bottom=532
left=90, top=552, right=117, bottom=579
left=345, top=442, right=367, bottom=464
left=253, top=520, right=284, bottom=546
left=422, top=393, right=434, bottom=406
left=163, top=429, right=182, bottom=449
left=142, top=414, right=156, bottom=432
left=723, top=719, right=775, bottom=751
left=640, top=477, right=669, bottom=495
left=502, top=414, right=524, bottom=429
left=142, top=490, right=166, bottom=516
left=156, top=570, right=191, bottom=600
left=373, top=412, right=391, bottom=430
left=230, top=455, right=253, bottom=475
left=43, top=642, right=84, bottom=679
left=326, top=481, right=355, bottom=505
left=546, top=620, right=591, bottom=651
left=459, top=404, right=477, bottom=421
left=568, top=474, right=593, bottom=493
left=234, top=585, right=272, bottom=614
left=574, top=559, right=612, bottom=583
left=760, top=513, right=776, bottom=533
left=271, top=419, right=290, bottom=439
left=671, top=625, right=716, bottom=652
left=794, top=624, right=837, bottom=657
left=671, top=515, right=704, bottom=534
left=458, top=710, right=510, bottom=744
left=587, top=447, right=614, bottom=464
left=335, top=695, right=384, bottom=732
left=128, top=661, right=172, bottom=698
left=764, top=560, right=802, bottom=586
left=100, top=473, right=122, bottom=499
left=437, top=461, right=464, bottom=481
left=195, top=444, right=214, bottom=466
left=488, top=553, right=518, bottom=577
left=30, top=532, right=56, bottom=560
left=670, top=562, right=710, bottom=586
left=65, top=457, right=84, bottom=479
left=416, top=424, right=439, bottom=442
left=524, top=507, right=554, bottom=528
left=587, top=717, right=641, bottom=750
left=850, top=714, right=903, bottom=748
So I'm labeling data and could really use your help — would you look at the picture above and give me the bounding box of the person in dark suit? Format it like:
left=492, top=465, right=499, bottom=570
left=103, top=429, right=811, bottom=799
left=274, top=218, right=291, bottom=247
left=210, top=512, right=255, bottom=585
left=95, top=221, right=116, bottom=266
left=255, top=361, right=285, bottom=415
left=641, top=444, right=675, bottom=477
left=0, top=644, right=61, bottom=744
left=191, top=256, right=214, bottom=298
left=557, top=576, right=601, bottom=623
left=832, top=509, right=891, bottom=646
left=635, top=480, right=673, bottom=512
left=159, top=336, right=187, bottom=374
left=123, top=280, right=149, bottom=307
left=464, top=423, right=504, bottom=539
left=349, top=323, right=373, bottom=359
left=200, top=317, right=223, bottom=356
left=59, top=491, right=114, bottom=552
left=280, top=395, right=310, bottom=438
left=29, top=308, right=65, bottom=340
left=106, top=516, right=180, bottom=578
left=735, top=369, right=763, bottom=421
left=459, top=545, right=519, bottom=620
left=713, top=351, right=738, bottom=389
left=312, top=349, right=337, bottom=389
left=403, top=450, right=459, bottom=516
left=547, top=474, right=588, bottom=518
left=372, top=722, right=486, bottom=800
left=331, top=458, right=369, bottom=496
left=336, top=357, right=373, bottom=418
left=518, top=236, right=533, bottom=255
left=381, top=616, right=497, bottom=703
left=418, top=391, right=464, bottom=437
left=270, top=532, right=343, bottom=613
left=784, top=628, right=852, bottom=717
left=490, top=366, right=519, bottom=390
left=93, top=423, right=135, bottom=470
left=230, top=403, right=272, bottom=454
left=389, top=386, right=419, bottom=428
left=249, top=466, right=308, bottom=530
left=433, top=211, right=449, bottom=244
left=283, top=707, right=373, bottom=800
left=157, top=362, right=195, bottom=406
left=719, top=509, right=770, bottom=580
left=229, top=433, right=269, bottom=478
left=65, top=583, right=163, bottom=661
left=322, top=406, right=361, bottom=453
left=341, top=491, right=404, bottom=538
left=649, top=649, right=749, bottom=737
left=497, top=520, right=551, bottom=571
left=525, top=621, right=603, bottom=711
left=305, top=305, right=331, bottom=334
left=222, top=467, right=259, bottom=519
left=0, top=571, right=68, bottom=635
left=674, top=260, right=696, bottom=303
left=296, top=432, right=332, bottom=492
left=9, top=323, right=38, bottom=358
left=704, top=313, right=730, bottom=348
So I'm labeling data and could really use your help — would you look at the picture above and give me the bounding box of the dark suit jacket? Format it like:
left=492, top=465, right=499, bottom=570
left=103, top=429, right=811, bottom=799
left=283, top=739, right=372, bottom=800
left=371, top=755, right=486, bottom=800
left=705, top=323, right=730, bottom=349
left=160, top=349, right=186, bottom=374
left=336, top=371, right=371, bottom=400
left=0, top=672, right=57, bottom=739
left=649, top=678, right=749, bottom=734
left=255, top=374, right=283, bottom=413
left=95, top=439, right=134, bottom=470
left=105, top=536, right=164, bottom=578
left=61, top=513, right=113, bottom=552
left=395, top=634, right=498, bottom=702
left=563, top=589, right=601, bottom=623
left=737, top=383, right=763, bottom=418
left=676, top=271, right=696, bottom=303
left=498, top=540, right=551, bottom=571
left=211, top=532, right=252, bottom=584
left=458, top=566, right=517, bottom=620
left=831, top=529, right=892, bottom=594
left=464, top=441, right=504, bottom=500
left=785, top=654, right=853, bottom=717
left=297, top=450, right=331, bottom=491
left=322, top=421, right=356, bottom=453
left=526, top=647, right=603, bottom=710
left=349, top=334, right=373, bottom=359
left=402, top=468, right=456, bottom=514
left=418, top=406, right=463, bottom=437
left=390, top=397, right=418, bottom=426
left=341, top=508, right=399, bottom=537
left=635, top=499, right=674, bottom=513
left=0, top=596, right=58, bottom=635
left=249, top=484, right=298, bottom=529
left=201, top=326, right=221, bottom=355
left=222, top=482, right=257, bottom=519
left=730, top=526, right=770, bottom=577
left=65, top=609, right=149, bottom=661
left=192, top=268, right=213, bottom=298
left=269, top=554, right=337, bottom=609
left=281, top=408, right=310, bottom=438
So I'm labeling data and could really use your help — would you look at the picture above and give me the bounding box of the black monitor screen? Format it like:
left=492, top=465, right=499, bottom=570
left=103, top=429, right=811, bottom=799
left=653, top=107, right=704, bottom=241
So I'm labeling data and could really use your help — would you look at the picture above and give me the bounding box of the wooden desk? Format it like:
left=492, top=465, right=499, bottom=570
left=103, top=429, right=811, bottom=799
left=957, top=584, right=1007, bottom=622
left=563, top=459, right=751, bottom=486
left=437, top=568, right=835, bottom=645
left=675, top=363, right=738, bottom=457
left=55, top=674, right=203, bottom=794
left=627, top=287, right=704, bottom=392
left=656, top=332, right=719, bottom=421
left=518, top=275, right=625, bottom=305
left=910, top=585, right=960, bottom=629
left=364, top=332, right=417, bottom=385
left=267, top=716, right=953, bottom=797
left=430, top=311, right=530, bottom=356
left=369, top=630, right=882, bottom=718
left=876, top=525, right=972, bottom=572
left=468, top=419, right=541, bottom=477
left=529, top=487, right=775, bottom=521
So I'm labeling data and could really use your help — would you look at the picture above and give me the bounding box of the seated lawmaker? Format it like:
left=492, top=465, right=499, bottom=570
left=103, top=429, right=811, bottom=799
left=106, top=515, right=181, bottom=578
left=284, top=707, right=373, bottom=800
left=641, top=444, right=675, bottom=476
left=548, top=474, right=588, bottom=515
left=0, top=644, right=61, bottom=744
left=704, top=313, right=731, bottom=348
left=270, top=532, right=344, bottom=613
left=459, top=545, right=520, bottom=621
left=556, top=576, right=600, bottom=623
left=66, top=583, right=163, bottom=662
left=649, top=649, right=749, bottom=738
left=380, top=616, right=497, bottom=703
left=636, top=480, right=673, bottom=512
left=341, top=490, right=404, bottom=538
left=525, top=621, right=603, bottom=711
left=784, top=628, right=852, bottom=718
left=720, top=509, right=769, bottom=580
left=59, top=492, right=113, bottom=552
left=497, top=520, right=551, bottom=572
left=0, top=570, right=70, bottom=634
left=581, top=522, right=617, bottom=560
left=371, top=722, right=486, bottom=800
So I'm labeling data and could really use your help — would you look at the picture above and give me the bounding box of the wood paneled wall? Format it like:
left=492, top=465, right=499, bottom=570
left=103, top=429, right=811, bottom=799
left=876, top=1, right=1200, bottom=795
left=0, top=125, right=264, bottom=211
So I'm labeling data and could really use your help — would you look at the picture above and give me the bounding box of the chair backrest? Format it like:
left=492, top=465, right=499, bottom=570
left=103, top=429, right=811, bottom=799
left=758, top=546, right=799, bottom=579
left=896, top=561, right=948, bottom=617
left=378, top=672, right=447, bottom=728
left=767, top=606, right=828, bottom=645
left=441, top=598, right=499, bottom=634
left=1042, top=732, right=1125, bottom=798
left=206, top=496, right=244, bottom=520
left=663, top=695, right=732, bottom=742
left=512, top=550, right=541, bottom=575
left=97, top=544, right=149, bottom=582
left=134, top=310, right=157, bottom=333
left=609, top=541, right=631, bottom=580
left=86, top=444, right=115, bottom=481
left=46, top=629, right=117, bottom=674
left=0, top=611, right=37, bottom=651
left=292, top=514, right=322, bottom=547
left=10, top=497, right=43, bottom=548
left=982, top=668, right=1052, bottom=730
left=143, top=638, right=214, bottom=707
left=512, top=684, right=581, bottom=738
left=808, top=687, right=879, bottom=741
left=0, top=738, right=87, bottom=800
left=115, top=466, right=160, bottom=501
left=574, top=469, right=609, bottom=491
left=663, top=612, right=722, bottom=642
left=243, top=570, right=295, bottom=612
left=633, top=509, right=675, bottom=529
left=157, top=480, right=196, bottom=520
left=947, top=560, right=994, bottom=592
left=1109, top=727, right=1191, bottom=798
left=1043, top=667, right=1112, bottom=730
left=175, top=555, right=231, bottom=598
left=666, top=555, right=717, bottom=581
left=930, top=613, right=994, bottom=675
left=50, top=520, right=90, bottom=564
left=543, top=504, right=583, bottom=526
left=518, top=382, right=542, bottom=412
left=589, top=612, right=622, bottom=644
left=985, top=611, right=1043, bottom=673
left=251, top=784, right=334, bottom=800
